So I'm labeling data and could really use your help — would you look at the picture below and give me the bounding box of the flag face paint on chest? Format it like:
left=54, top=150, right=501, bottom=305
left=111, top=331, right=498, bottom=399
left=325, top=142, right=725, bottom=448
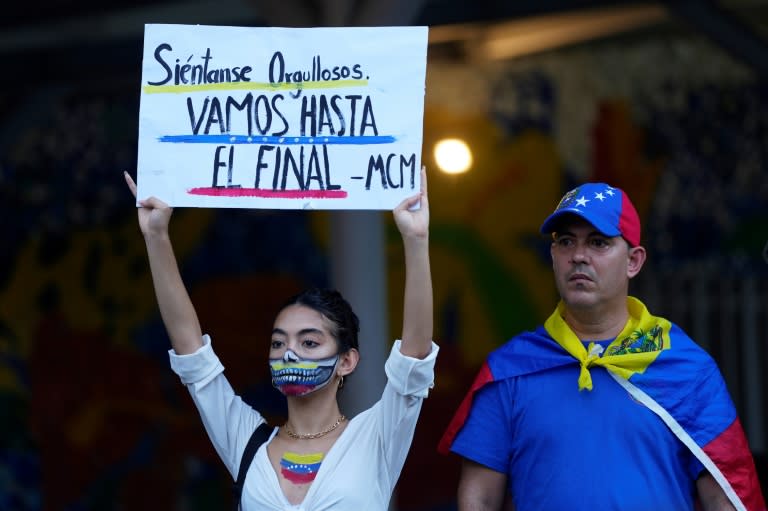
left=280, top=451, right=324, bottom=484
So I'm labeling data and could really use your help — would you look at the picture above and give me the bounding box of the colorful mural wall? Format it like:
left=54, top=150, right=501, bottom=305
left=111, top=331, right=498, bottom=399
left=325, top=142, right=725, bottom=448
left=1, top=31, right=766, bottom=510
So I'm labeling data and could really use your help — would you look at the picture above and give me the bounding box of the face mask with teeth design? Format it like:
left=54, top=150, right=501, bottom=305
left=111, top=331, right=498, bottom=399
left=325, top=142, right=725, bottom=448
left=269, top=349, right=340, bottom=397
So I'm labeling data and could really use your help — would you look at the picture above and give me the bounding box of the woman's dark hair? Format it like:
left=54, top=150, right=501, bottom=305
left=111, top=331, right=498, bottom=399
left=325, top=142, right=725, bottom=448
left=279, top=288, right=360, bottom=353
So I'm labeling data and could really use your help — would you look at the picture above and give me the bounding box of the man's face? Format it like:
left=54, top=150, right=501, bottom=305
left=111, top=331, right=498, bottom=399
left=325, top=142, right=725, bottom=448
left=550, top=217, right=642, bottom=311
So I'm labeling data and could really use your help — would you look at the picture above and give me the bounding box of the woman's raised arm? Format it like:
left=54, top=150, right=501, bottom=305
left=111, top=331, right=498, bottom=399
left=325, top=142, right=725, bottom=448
left=125, top=171, right=203, bottom=355
left=392, top=166, right=432, bottom=359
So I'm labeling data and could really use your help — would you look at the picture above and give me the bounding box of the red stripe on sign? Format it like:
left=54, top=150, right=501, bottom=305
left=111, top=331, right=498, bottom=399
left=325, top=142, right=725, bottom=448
left=188, top=187, right=348, bottom=199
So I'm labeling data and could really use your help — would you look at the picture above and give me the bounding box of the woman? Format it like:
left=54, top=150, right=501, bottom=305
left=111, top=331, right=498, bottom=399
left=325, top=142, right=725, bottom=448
left=124, top=168, right=437, bottom=510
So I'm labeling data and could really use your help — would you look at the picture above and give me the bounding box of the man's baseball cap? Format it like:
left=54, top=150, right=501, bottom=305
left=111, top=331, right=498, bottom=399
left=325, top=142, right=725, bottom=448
left=539, top=182, right=641, bottom=247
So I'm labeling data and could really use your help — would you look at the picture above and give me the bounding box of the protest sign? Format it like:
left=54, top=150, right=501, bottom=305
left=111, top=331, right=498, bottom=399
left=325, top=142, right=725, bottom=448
left=136, top=24, right=428, bottom=209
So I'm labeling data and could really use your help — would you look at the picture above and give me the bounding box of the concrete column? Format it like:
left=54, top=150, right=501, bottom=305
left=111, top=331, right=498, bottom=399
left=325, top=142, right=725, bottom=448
left=329, top=210, right=388, bottom=417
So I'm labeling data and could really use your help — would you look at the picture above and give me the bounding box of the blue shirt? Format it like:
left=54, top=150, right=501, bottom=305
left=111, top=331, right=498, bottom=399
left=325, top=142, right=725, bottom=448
left=451, top=345, right=704, bottom=511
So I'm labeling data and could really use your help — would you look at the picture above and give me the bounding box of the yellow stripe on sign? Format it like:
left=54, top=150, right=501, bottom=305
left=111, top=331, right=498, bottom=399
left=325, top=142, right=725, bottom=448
left=142, top=79, right=368, bottom=94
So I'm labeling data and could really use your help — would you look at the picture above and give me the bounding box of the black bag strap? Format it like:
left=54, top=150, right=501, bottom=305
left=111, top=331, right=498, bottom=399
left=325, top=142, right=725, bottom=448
left=232, top=423, right=272, bottom=511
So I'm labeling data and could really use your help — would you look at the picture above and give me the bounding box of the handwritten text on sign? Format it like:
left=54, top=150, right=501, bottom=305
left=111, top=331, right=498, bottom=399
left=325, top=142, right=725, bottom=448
left=136, top=24, right=428, bottom=209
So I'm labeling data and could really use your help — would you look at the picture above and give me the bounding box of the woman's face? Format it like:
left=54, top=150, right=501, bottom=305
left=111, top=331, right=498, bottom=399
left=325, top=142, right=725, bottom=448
left=269, top=304, right=341, bottom=397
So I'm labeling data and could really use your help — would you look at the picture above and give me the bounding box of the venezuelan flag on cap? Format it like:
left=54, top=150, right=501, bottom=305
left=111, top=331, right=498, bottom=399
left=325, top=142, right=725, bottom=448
left=540, top=182, right=642, bottom=247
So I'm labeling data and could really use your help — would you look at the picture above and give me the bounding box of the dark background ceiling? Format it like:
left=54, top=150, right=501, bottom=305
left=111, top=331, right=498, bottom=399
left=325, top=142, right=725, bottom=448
left=0, top=0, right=668, bottom=30
left=2, top=1, right=768, bottom=83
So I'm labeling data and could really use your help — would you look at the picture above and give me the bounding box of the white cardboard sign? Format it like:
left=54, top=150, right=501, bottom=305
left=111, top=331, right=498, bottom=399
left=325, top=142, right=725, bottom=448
left=136, top=24, right=428, bottom=210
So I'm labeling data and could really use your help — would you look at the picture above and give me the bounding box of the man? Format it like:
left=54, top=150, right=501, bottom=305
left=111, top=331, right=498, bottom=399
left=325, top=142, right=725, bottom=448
left=438, top=183, right=765, bottom=511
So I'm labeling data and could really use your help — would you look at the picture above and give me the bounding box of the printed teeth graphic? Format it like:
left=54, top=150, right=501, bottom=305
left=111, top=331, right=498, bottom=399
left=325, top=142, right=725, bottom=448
left=274, top=367, right=331, bottom=384
left=280, top=375, right=310, bottom=382
left=277, top=369, right=314, bottom=376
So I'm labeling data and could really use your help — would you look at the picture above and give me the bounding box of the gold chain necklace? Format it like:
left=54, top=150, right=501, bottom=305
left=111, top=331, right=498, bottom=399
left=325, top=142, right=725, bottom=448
left=283, top=414, right=346, bottom=440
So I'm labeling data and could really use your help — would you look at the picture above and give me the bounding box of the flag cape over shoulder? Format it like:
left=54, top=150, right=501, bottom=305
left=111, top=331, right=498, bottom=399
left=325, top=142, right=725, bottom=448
left=438, top=298, right=765, bottom=511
